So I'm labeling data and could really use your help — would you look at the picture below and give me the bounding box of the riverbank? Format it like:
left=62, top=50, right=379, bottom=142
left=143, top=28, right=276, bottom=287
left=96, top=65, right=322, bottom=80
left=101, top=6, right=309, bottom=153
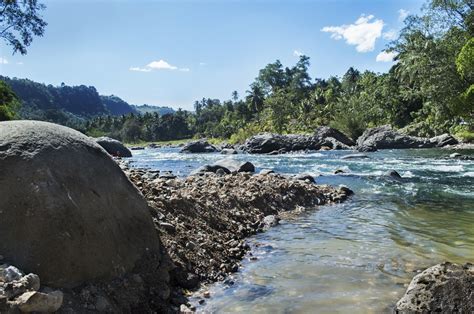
left=121, top=162, right=353, bottom=311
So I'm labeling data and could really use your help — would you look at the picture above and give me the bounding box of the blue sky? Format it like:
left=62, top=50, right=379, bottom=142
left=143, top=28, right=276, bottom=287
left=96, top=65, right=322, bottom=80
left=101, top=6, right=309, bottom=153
left=0, top=0, right=424, bottom=110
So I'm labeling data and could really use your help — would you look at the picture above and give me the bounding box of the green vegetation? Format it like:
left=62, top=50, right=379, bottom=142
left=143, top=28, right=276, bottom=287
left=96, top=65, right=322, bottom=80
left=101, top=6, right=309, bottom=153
left=1, top=0, right=472, bottom=143
left=0, top=81, right=20, bottom=121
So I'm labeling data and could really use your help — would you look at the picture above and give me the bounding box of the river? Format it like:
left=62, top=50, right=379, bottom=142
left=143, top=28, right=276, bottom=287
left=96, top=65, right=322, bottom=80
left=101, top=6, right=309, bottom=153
left=130, top=147, right=474, bottom=313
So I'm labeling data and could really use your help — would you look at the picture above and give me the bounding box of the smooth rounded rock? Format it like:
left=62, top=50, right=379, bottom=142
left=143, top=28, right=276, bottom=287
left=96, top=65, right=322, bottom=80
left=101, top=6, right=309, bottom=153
left=0, top=121, right=160, bottom=288
left=94, top=136, right=132, bottom=157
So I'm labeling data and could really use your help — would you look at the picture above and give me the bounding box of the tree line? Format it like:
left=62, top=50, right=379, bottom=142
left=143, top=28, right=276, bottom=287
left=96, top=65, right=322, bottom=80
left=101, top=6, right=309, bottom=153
left=1, top=0, right=472, bottom=143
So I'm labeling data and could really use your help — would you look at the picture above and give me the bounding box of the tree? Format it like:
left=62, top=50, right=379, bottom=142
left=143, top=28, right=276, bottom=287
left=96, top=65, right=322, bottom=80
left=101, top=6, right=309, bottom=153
left=0, top=80, right=20, bottom=120
left=0, top=0, right=47, bottom=54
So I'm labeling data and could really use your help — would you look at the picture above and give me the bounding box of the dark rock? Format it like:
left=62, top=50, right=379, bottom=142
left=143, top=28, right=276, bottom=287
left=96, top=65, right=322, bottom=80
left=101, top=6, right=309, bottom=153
left=180, top=139, right=218, bottom=153
left=220, top=148, right=238, bottom=155
left=0, top=121, right=160, bottom=288
left=430, top=133, right=458, bottom=147
left=243, top=133, right=320, bottom=154
left=396, top=262, right=474, bottom=312
left=385, top=170, right=402, bottom=179
left=94, top=136, right=132, bottom=157
left=334, top=169, right=345, bottom=174
left=341, top=153, right=369, bottom=159
left=130, top=146, right=145, bottom=150
left=293, top=173, right=316, bottom=183
left=357, top=144, right=377, bottom=152
left=191, top=164, right=231, bottom=175
left=213, top=159, right=255, bottom=173
left=356, top=125, right=431, bottom=150
left=314, top=126, right=355, bottom=147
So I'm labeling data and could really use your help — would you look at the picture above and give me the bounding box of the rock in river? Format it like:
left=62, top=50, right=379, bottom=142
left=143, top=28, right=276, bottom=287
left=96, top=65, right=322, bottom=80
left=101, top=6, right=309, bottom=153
left=94, top=136, right=132, bottom=157
left=0, top=120, right=160, bottom=288
left=396, top=262, right=474, bottom=312
left=180, top=139, right=218, bottom=153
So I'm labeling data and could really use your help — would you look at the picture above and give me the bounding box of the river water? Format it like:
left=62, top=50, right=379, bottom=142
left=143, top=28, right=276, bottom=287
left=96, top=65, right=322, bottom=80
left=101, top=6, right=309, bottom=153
left=130, top=148, right=474, bottom=313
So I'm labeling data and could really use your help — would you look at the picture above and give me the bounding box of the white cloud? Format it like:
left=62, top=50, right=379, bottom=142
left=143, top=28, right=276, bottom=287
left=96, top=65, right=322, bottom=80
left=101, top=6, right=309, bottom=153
left=293, top=50, right=304, bottom=57
left=383, top=29, right=398, bottom=40
left=129, top=59, right=190, bottom=73
left=147, top=59, right=178, bottom=70
left=376, top=51, right=397, bottom=62
left=398, top=9, right=409, bottom=22
left=0, top=57, right=8, bottom=64
left=321, top=14, right=384, bottom=52
left=17, top=62, right=23, bottom=65
left=199, top=62, right=206, bottom=66
left=129, top=66, right=151, bottom=72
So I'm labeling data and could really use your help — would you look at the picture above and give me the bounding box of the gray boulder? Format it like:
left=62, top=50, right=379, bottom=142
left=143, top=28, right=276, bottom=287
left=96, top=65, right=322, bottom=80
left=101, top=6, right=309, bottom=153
left=314, top=126, right=355, bottom=147
left=341, top=153, right=369, bottom=159
left=94, top=136, right=132, bottom=157
left=0, top=121, right=160, bottom=288
left=430, top=133, right=458, bottom=147
left=191, top=165, right=231, bottom=175
left=396, top=262, right=474, bottom=312
left=243, top=133, right=320, bottom=154
left=180, top=139, right=218, bottom=153
left=357, top=125, right=431, bottom=150
left=220, top=148, right=238, bottom=155
left=292, top=173, right=316, bottom=183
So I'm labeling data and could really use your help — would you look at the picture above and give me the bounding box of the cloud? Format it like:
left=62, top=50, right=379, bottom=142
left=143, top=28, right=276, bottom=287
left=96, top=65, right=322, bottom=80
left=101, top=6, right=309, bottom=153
left=398, top=9, right=409, bottom=22
left=129, top=59, right=190, bottom=73
left=293, top=50, right=304, bottom=57
left=147, top=59, right=178, bottom=70
left=129, top=66, right=151, bottom=72
left=199, top=62, right=206, bottom=66
left=17, top=62, right=23, bottom=65
left=376, top=51, right=397, bottom=62
left=383, top=29, right=398, bottom=40
left=321, top=14, right=384, bottom=52
left=0, top=57, right=8, bottom=64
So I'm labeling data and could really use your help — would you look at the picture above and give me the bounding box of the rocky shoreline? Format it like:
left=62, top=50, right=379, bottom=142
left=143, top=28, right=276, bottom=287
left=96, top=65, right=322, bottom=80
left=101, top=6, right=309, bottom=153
left=121, top=162, right=353, bottom=312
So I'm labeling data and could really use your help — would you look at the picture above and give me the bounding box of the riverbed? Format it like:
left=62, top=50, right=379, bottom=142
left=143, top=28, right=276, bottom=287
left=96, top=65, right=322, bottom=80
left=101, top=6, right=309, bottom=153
left=129, top=148, right=474, bottom=313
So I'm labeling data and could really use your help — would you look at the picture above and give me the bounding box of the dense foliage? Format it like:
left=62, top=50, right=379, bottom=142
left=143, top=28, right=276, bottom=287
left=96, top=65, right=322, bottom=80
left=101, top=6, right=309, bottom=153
left=1, top=0, right=472, bottom=143
left=0, top=81, right=20, bottom=121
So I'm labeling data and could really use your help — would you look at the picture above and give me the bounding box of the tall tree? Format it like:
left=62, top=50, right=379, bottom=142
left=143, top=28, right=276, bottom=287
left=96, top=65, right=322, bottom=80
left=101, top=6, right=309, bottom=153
left=0, top=0, right=47, bottom=54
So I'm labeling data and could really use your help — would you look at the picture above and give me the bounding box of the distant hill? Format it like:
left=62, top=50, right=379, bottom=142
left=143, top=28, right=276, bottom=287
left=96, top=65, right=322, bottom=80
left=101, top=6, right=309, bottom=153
left=0, top=76, right=180, bottom=126
left=133, top=104, right=175, bottom=115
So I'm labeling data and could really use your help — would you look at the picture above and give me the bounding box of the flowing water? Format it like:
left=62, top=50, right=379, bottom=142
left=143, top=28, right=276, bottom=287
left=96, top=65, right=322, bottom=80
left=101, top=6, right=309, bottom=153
left=130, top=148, right=474, bottom=313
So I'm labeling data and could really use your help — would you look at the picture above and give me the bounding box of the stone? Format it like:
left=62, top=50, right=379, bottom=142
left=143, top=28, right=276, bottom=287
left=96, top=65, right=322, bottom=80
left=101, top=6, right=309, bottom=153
left=213, top=159, right=255, bottom=173
left=292, top=173, right=316, bottom=183
left=191, top=164, right=231, bottom=175
left=94, top=136, right=132, bottom=157
left=220, top=148, right=238, bottom=155
left=396, top=262, right=474, bottom=312
left=15, top=290, right=63, bottom=313
left=180, top=139, right=218, bottom=153
left=430, top=133, right=458, bottom=147
left=334, top=169, right=345, bottom=174
left=130, top=146, right=145, bottom=150
left=385, top=170, right=402, bottom=179
left=314, top=126, right=355, bottom=146
left=259, top=169, right=275, bottom=175
left=243, top=133, right=320, bottom=154
left=160, top=171, right=177, bottom=179
left=450, top=152, right=462, bottom=158
left=263, top=215, right=280, bottom=229
left=0, top=121, right=160, bottom=288
left=341, top=153, right=369, bottom=159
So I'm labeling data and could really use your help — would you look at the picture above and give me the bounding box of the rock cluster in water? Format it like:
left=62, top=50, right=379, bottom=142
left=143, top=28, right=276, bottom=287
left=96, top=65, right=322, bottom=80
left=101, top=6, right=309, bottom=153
left=94, top=136, right=132, bottom=157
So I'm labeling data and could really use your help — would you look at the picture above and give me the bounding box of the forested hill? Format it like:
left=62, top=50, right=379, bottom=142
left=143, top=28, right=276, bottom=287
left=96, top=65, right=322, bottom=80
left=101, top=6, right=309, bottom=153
left=0, top=75, right=173, bottom=127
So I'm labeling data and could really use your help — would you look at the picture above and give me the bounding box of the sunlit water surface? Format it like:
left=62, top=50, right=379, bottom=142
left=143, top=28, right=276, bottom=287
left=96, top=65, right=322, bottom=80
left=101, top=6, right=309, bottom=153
left=130, top=148, right=474, bottom=313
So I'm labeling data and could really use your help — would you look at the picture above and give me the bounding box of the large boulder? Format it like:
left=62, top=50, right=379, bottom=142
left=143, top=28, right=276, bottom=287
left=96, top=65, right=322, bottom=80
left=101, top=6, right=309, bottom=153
left=243, top=133, right=320, bottom=154
left=396, top=262, right=474, bottom=312
left=356, top=125, right=432, bottom=150
left=94, top=136, right=132, bottom=157
left=180, top=139, right=218, bottom=153
left=429, top=133, right=459, bottom=147
left=314, top=126, right=355, bottom=147
left=0, top=121, right=160, bottom=288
